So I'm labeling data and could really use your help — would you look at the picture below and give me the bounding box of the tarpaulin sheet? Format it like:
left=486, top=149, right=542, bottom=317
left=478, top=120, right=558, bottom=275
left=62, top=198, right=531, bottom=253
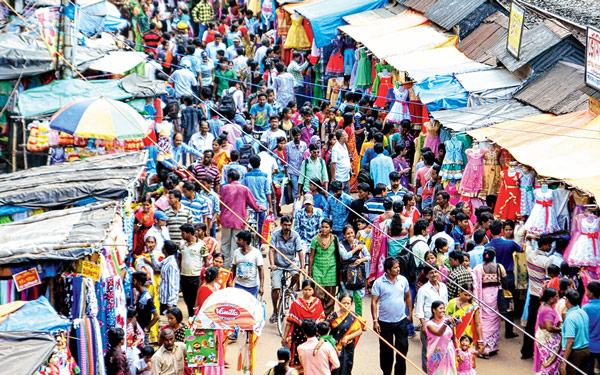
left=339, top=11, right=428, bottom=40
left=89, top=51, right=145, bottom=74
left=468, top=110, right=600, bottom=199
left=0, top=331, right=56, bottom=375
left=0, top=297, right=71, bottom=332
left=0, top=202, right=117, bottom=265
left=17, top=78, right=132, bottom=117
left=387, top=46, right=490, bottom=82
left=0, top=151, right=146, bottom=210
left=413, top=75, right=469, bottom=112
left=295, top=0, right=386, bottom=48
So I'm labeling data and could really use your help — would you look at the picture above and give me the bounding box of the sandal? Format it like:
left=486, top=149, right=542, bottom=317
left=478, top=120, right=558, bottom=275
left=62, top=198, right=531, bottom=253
left=269, top=314, right=278, bottom=324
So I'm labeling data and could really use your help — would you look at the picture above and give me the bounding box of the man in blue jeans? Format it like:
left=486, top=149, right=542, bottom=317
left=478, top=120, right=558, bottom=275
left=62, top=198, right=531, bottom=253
left=371, top=257, right=412, bottom=375
left=241, top=155, right=273, bottom=234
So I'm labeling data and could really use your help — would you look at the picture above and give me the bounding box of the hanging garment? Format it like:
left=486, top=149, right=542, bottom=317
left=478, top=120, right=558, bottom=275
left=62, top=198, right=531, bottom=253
left=325, top=51, right=345, bottom=76
left=284, top=14, right=310, bottom=49
left=564, top=214, right=600, bottom=267
left=344, top=48, right=355, bottom=75
left=518, top=169, right=536, bottom=216
left=553, top=186, right=571, bottom=231
left=423, top=121, right=442, bottom=156
left=480, top=146, right=501, bottom=199
left=371, top=63, right=394, bottom=97
left=460, top=148, right=488, bottom=196
left=374, top=75, right=393, bottom=107
left=571, top=190, right=591, bottom=235
left=327, top=77, right=345, bottom=106
left=355, top=48, right=372, bottom=87
left=523, top=189, right=560, bottom=234
left=494, top=170, right=522, bottom=221
left=439, top=137, right=464, bottom=181
left=385, top=87, right=411, bottom=124
left=445, top=181, right=461, bottom=206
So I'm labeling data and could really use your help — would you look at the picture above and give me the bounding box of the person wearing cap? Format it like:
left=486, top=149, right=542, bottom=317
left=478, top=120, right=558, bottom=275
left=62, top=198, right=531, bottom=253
left=144, top=210, right=171, bottom=256
left=226, top=36, right=242, bottom=60
left=293, top=193, right=325, bottom=254
left=197, top=52, right=215, bottom=89
left=168, top=60, right=198, bottom=99
left=268, top=215, right=303, bottom=323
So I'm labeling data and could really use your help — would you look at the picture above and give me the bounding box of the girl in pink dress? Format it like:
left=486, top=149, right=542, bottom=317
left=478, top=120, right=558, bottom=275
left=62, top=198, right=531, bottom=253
left=460, top=146, right=488, bottom=197
left=457, top=335, right=477, bottom=375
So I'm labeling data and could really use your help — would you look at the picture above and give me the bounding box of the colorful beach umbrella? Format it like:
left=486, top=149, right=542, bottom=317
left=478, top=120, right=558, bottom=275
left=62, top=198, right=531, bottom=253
left=49, top=97, right=148, bottom=140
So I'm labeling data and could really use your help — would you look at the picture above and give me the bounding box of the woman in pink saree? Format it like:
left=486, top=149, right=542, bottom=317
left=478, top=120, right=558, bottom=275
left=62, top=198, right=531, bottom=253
left=367, top=201, right=395, bottom=286
left=534, top=288, right=562, bottom=375
left=473, top=247, right=506, bottom=357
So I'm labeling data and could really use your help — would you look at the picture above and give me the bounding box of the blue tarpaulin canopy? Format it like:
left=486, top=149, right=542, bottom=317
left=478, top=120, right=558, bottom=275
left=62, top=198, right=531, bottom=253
left=0, top=297, right=71, bottom=332
left=295, top=0, right=386, bottom=48
left=412, top=75, right=469, bottom=112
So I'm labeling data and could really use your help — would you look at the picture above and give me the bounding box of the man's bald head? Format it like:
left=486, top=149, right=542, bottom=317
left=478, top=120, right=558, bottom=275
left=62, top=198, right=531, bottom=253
left=159, top=328, right=176, bottom=350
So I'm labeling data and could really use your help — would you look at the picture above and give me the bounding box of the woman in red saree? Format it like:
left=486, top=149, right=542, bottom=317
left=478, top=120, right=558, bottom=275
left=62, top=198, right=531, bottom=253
left=282, top=280, right=325, bottom=369
left=327, top=293, right=365, bottom=375
left=133, top=197, right=154, bottom=256
left=343, top=119, right=360, bottom=192
left=199, top=253, right=233, bottom=290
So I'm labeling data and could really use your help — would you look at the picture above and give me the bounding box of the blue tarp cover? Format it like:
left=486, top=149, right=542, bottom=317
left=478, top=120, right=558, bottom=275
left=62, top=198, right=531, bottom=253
left=0, top=297, right=71, bottom=332
left=412, top=75, right=469, bottom=112
left=295, top=0, right=386, bottom=48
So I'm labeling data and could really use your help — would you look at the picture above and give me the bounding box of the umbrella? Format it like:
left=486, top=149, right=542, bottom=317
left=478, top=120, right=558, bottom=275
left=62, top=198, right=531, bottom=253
left=49, top=97, right=148, bottom=140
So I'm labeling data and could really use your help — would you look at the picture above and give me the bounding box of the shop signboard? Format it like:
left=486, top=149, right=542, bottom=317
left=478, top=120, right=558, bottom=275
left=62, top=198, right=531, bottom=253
left=507, top=0, right=525, bottom=58
left=586, top=26, right=600, bottom=91
left=13, top=268, right=41, bottom=291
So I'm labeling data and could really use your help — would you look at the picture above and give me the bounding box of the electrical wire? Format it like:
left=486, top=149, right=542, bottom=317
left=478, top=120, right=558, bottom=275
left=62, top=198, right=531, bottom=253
left=3, top=3, right=430, bottom=374
left=7, top=4, right=589, bottom=373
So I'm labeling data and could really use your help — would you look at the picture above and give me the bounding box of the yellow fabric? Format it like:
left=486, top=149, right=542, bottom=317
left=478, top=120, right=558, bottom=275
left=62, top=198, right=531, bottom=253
left=284, top=14, right=310, bottom=49
left=468, top=110, right=600, bottom=200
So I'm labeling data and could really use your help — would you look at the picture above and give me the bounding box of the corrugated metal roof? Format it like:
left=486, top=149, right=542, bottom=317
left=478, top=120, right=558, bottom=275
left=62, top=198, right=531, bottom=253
left=514, top=61, right=590, bottom=114
left=342, top=3, right=406, bottom=24
left=457, top=12, right=508, bottom=65
left=404, top=0, right=438, bottom=13
left=430, top=100, right=541, bottom=131
left=454, top=68, right=523, bottom=92
left=424, top=0, right=486, bottom=30
left=492, top=23, right=562, bottom=72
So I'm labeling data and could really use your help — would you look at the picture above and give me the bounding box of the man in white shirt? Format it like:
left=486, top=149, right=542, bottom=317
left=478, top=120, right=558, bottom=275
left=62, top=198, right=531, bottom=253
left=429, top=218, right=455, bottom=252
left=179, top=223, right=207, bottom=317
left=408, top=219, right=430, bottom=268
left=222, top=82, right=245, bottom=113
left=260, top=115, right=286, bottom=151
left=415, top=264, right=448, bottom=372
left=257, top=141, right=279, bottom=185
left=254, top=37, right=271, bottom=71
left=232, top=48, right=249, bottom=77
left=189, top=120, right=215, bottom=157
left=226, top=37, right=242, bottom=60
left=168, top=61, right=198, bottom=98
left=330, top=129, right=352, bottom=193
left=272, top=62, right=295, bottom=109
left=205, top=33, right=226, bottom=60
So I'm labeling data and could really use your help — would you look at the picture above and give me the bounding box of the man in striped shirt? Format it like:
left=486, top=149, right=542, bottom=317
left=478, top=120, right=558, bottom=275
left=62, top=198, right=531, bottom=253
left=165, top=190, right=193, bottom=242
left=191, top=150, right=220, bottom=192
left=150, top=240, right=180, bottom=313
left=181, top=181, right=210, bottom=227
left=521, top=234, right=554, bottom=359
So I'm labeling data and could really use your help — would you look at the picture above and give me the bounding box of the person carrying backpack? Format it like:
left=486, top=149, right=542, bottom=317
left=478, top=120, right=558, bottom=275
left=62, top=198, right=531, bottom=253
left=236, top=123, right=258, bottom=168
left=297, top=143, right=329, bottom=199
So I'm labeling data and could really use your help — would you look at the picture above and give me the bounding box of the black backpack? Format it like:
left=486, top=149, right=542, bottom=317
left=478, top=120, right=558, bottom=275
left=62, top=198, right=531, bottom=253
left=219, top=90, right=236, bottom=120
left=238, top=136, right=256, bottom=167
left=396, top=243, right=419, bottom=284
left=164, top=97, right=180, bottom=121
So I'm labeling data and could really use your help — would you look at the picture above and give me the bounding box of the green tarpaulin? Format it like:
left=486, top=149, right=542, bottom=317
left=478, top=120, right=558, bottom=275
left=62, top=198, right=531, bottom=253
left=17, top=78, right=133, bottom=118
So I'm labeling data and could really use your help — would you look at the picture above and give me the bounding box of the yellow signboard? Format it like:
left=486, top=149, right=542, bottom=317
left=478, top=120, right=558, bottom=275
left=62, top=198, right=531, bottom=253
left=81, top=261, right=101, bottom=281
left=507, top=0, right=525, bottom=58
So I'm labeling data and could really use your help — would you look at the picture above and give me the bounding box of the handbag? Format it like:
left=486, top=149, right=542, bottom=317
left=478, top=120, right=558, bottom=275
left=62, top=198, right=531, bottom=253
left=342, top=262, right=366, bottom=291
left=497, top=264, right=514, bottom=314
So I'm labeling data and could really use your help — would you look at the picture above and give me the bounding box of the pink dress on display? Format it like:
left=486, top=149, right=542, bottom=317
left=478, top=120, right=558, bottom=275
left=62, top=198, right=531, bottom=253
left=445, top=181, right=461, bottom=206
left=460, top=148, right=488, bottom=196
left=564, top=214, right=600, bottom=267
left=423, top=122, right=441, bottom=156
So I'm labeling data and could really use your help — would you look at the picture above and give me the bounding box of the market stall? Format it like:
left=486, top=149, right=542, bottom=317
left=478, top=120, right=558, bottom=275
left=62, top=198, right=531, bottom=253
left=191, top=288, right=266, bottom=375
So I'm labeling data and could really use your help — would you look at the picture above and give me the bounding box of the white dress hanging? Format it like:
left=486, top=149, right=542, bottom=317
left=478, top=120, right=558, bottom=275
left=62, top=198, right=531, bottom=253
left=523, top=189, right=560, bottom=234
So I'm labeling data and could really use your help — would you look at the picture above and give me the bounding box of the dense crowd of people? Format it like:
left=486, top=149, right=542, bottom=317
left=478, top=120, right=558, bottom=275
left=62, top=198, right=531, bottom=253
left=92, top=1, right=600, bottom=375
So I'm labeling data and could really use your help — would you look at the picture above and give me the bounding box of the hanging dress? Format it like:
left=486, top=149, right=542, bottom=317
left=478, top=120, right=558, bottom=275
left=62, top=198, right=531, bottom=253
left=523, top=189, right=560, bottom=234
left=385, top=87, right=411, bottom=124
left=374, top=70, right=393, bottom=107
left=355, top=48, right=372, bottom=87
left=439, top=137, right=464, bottom=181
left=480, top=146, right=501, bottom=199
left=284, top=14, right=310, bottom=49
left=518, top=169, right=536, bottom=217
left=325, top=40, right=345, bottom=76
left=459, top=148, right=488, bottom=196
left=445, top=181, right=461, bottom=206
left=423, top=121, right=442, bottom=156
left=327, top=77, right=344, bottom=106
left=371, top=63, right=393, bottom=98
left=564, top=215, right=600, bottom=267
left=493, top=170, right=521, bottom=221
left=571, top=190, right=591, bottom=235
